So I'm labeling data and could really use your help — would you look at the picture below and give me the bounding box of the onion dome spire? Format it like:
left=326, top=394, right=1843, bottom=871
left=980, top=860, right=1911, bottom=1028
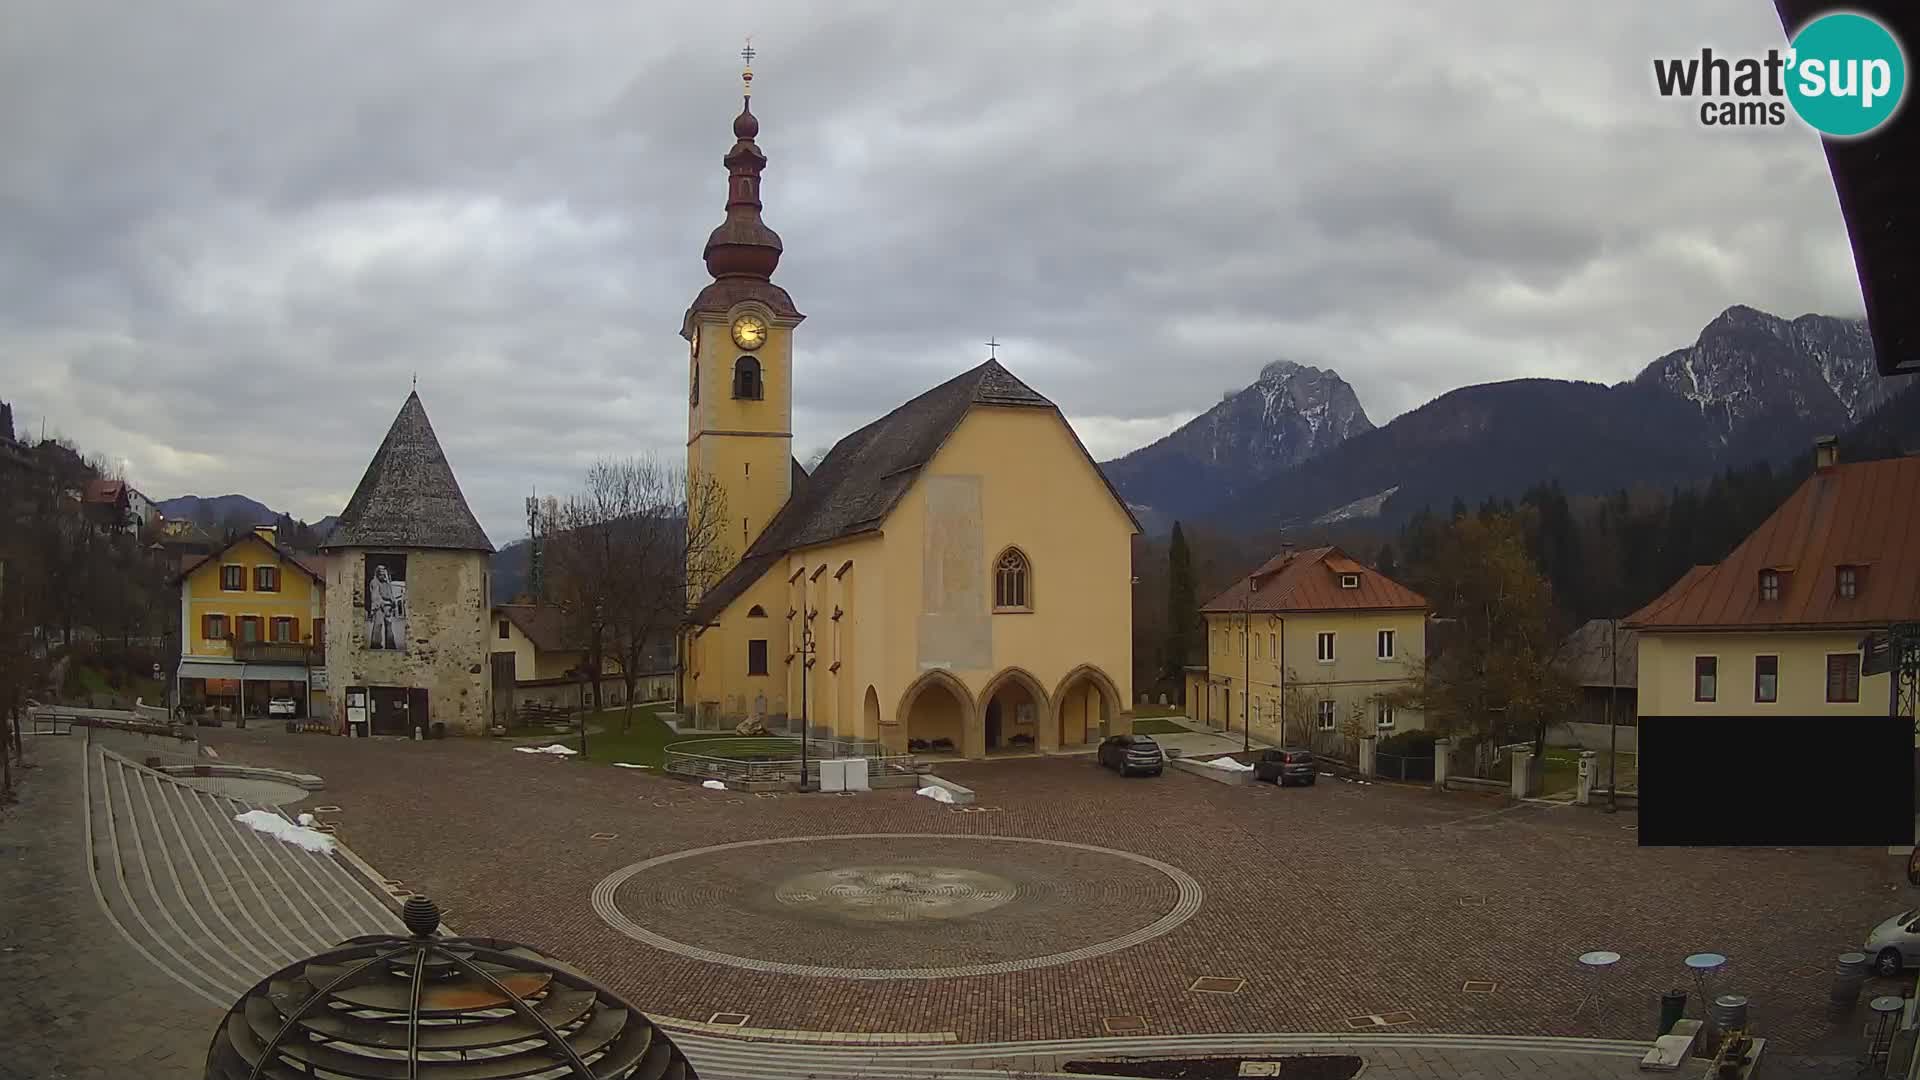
left=704, top=39, right=783, bottom=281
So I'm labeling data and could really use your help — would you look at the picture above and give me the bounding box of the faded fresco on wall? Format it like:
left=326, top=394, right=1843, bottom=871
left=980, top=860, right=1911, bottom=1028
left=918, top=475, right=991, bottom=671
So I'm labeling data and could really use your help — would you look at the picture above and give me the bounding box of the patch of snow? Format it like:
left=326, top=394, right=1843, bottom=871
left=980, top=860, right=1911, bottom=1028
left=612, top=762, right=649, bottom=770
left=514, top=744, right=578, bottom=756
left=1194, top=756, right=1255, bottom=772
left=296, top=813, right=316, bottom=827
left=234, top=810, right=336, bottom=854
left=701, top=780, right=727, bottom=790
left=1313, top=485, right=1400, bottom=526
left=916, top=785, right=957, bottom=803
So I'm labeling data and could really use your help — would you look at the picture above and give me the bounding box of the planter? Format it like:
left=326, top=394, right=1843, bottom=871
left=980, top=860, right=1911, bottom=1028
left=490, top=724, right=507, bottom=737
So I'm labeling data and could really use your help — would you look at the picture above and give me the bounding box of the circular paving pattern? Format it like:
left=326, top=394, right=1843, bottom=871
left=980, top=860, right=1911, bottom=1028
left=590, top=833, right=1205, bottom=979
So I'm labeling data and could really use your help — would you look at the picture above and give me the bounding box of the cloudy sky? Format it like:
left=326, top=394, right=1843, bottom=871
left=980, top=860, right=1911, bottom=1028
left=0, top=1, right=1868, bottom=543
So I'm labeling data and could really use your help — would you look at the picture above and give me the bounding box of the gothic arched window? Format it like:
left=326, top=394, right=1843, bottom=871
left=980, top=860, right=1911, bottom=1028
left=993, top=547, right=1031, bottom=612
left=733, top=356, right=763, bottom=400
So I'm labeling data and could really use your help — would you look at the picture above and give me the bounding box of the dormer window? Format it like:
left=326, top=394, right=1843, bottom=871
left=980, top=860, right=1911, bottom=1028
left=1758, top=570, right=1780, bottom=602
left=733, top=356, right=763, bottom=400
left=1837, top=565, right=1861, bottom=600
left=1339, top=574, right=1360, bottom=589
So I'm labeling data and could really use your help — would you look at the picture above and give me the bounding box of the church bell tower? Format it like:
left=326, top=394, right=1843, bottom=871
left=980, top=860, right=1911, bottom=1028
left=683, top=42, right=805, bottom=566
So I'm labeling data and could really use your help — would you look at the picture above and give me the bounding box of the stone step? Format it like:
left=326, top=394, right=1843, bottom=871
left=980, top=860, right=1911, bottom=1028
left=85, top=742, right=405, bottom=1008
left=88, top=749, right=240, bottom=1006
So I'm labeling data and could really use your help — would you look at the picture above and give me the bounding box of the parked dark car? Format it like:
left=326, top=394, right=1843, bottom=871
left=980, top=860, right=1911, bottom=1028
left=1254, top=747, right=1317, bottom=786
left=1097, top=734, right=1164, bottom=777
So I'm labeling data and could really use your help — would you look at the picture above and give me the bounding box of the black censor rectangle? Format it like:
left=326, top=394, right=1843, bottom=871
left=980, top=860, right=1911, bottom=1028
left=1639, top=715, right=1914, bottom=846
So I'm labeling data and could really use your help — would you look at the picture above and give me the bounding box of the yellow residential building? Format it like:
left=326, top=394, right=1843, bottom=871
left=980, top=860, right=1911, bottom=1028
left=175, top=526, right=328, bottom=719
left=1189, top=546, right=1429, bottom=749
left=676, top=71, right=1137, bottom=758
left=1626, top=440, right=1917, bottom=722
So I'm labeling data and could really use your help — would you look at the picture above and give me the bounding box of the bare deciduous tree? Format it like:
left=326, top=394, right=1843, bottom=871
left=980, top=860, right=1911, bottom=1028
left=545, top=458, right=731, bottom=736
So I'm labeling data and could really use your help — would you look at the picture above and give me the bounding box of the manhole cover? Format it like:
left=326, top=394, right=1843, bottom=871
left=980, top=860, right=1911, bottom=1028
left=1188, top=976, right=1246, bottom=994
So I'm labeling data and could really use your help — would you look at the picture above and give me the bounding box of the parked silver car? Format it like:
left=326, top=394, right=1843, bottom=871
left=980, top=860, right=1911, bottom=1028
left=1867, top=908, right=1920, bottom=975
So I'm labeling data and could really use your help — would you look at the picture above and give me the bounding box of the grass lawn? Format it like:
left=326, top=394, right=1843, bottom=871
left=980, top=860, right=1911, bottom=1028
left=1130, top=717, right=1190, bottom=735
left=68, top=665, right=164, bottom=706
left=556, top=704, right=809, bottom=770
left=1131, top=703, right=1186, bottom=719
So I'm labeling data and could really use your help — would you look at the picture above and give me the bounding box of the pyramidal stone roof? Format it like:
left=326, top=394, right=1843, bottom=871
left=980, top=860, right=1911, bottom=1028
left=321, top=392, right=494, bottom=553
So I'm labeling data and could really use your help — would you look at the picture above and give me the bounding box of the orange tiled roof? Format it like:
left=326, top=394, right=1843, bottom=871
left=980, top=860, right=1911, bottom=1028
left=1200, top=546, right=1428, bottom=614
left=1625, top=455, right=1920, bottom=631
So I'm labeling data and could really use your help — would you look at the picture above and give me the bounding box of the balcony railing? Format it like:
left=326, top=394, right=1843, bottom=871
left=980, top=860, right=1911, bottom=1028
left=232, top=641, right=321, bottom=666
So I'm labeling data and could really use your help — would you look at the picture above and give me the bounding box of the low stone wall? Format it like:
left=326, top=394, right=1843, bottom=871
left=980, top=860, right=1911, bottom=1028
left=1444, top=776, right=1506, bottom=794
left=1170, top=757, right=1252, bottom=786
left=918, top=774, right=976, bottom=805
left=1547, top=721, right=1638, bottom=754
left=155, top=763, right=325, bottom=791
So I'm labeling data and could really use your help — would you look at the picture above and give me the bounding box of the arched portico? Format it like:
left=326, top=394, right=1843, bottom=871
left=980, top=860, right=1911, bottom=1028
left=1052, top=664, right=1123, bottom=750
left=978, top=667, right=1051, bottom=754
left=897, top=669, right=977, bottom=758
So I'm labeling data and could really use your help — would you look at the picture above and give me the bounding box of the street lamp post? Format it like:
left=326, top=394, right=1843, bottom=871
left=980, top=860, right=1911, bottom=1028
left=798, top=619, right=816, bottom=791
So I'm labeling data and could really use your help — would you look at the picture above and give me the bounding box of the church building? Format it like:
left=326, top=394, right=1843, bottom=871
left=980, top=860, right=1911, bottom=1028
left=678, top=57, right=1138, bottom=759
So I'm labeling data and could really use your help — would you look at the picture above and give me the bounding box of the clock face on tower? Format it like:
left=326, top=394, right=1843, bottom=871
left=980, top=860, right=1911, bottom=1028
left=731, top=313, right=768, bottom=351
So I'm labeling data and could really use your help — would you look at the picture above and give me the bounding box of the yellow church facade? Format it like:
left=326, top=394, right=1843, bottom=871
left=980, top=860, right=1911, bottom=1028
left=676, top=65, right=1136, bottom=759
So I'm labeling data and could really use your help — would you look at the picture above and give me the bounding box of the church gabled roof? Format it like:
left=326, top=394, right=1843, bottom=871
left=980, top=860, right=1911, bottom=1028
left=689, top=358, right=1139, bottom=625
left=321, top=392, right=494, bottom=553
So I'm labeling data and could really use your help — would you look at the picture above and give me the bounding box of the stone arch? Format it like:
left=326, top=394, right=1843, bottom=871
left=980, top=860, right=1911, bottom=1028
left=978, top=667, right=1051, bottom=754
left=897, top=668, right=976, bottom=757
left=862, top=685, right=881, bottom=740
left=1051, top=664, right=1124, bottom=749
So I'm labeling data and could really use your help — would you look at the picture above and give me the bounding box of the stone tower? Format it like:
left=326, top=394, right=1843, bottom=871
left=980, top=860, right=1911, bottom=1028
left=320, top=392, right=495, bottom=735
left=682, top=49, right=806, bottom=568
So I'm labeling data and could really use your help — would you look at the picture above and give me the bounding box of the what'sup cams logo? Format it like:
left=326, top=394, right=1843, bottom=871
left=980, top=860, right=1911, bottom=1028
left=1654, top=11, right=1907, bottom=137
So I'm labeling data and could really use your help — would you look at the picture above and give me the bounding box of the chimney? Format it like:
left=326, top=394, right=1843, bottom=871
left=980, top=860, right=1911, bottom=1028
left=1814, top=435, right=1839, bottom=472
left=254, top=524, right=277, bottom=546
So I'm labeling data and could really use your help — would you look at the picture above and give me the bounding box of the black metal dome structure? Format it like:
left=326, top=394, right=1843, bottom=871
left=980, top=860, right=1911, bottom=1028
left=204, top=896, right=698, bottom=1079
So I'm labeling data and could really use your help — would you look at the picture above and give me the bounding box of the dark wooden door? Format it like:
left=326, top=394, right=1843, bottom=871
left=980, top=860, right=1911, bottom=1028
left=369, top=688, right=406, bottom=735
left=408, top=688, right=430, bottom=735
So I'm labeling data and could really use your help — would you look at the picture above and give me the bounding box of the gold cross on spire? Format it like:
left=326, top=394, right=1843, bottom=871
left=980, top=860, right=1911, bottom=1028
left=741, top=37, right=755, bottom=97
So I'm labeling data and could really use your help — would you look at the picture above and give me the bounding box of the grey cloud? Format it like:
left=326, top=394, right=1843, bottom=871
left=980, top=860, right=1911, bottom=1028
left=0, top=0, right=1867, bottom=539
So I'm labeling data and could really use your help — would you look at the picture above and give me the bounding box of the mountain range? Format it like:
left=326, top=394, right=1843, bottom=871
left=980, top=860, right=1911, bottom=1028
left=160, top=304, right=1898, bottom=589
left=154, top=494, right=337, bottom=543
left=1101, top=305, right=1894, bottom=534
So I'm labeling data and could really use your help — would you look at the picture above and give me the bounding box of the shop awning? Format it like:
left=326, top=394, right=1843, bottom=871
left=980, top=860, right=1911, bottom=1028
left=176, top=661, right=315, bottom=682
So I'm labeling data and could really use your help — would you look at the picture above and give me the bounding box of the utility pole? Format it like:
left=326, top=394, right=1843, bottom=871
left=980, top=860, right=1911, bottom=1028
left=1242, top=574, right=1252, bottom=753
left=1606, top=617, right=1619, bottom=814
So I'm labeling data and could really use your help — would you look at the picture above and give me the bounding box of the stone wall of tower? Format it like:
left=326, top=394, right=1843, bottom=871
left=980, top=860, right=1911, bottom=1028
left=324, top=548, right=492, bottom=735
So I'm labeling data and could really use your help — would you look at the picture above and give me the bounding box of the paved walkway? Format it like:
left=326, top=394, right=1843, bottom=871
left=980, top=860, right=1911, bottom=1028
left=0, top=727, right=403, bottom=1079
left=0, top=734, right=217, bottom=1078
left=0, top=727, right=1902, bottom=1079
